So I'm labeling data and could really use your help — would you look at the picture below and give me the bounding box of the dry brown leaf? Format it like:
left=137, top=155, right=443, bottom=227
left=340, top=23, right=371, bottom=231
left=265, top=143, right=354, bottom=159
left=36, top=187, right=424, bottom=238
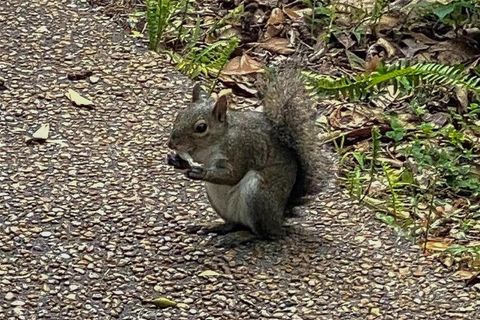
left=259, top=37, right=295, bottom=55
left=218, top=88, right=232, bottom=98
left=453, top=270, right=479, bottom=280
left=376, top=38, right=397, bottom=57
left=267, top=8, right=285, bottom=25
left=422, top=112, right=450, bottom=128
left=424, top=239, right=453, bottom=251
left=221, top=54, right=264, bottom=76
left=32, top=124, right=50, bottom=140
left=265, top=24, right=283, bottom=39
left=374, top=14, right=403, bottom=36
left=282, top=7, right=303, bottom=21
left=399, top=38, right=429, bottom=58
left=66, top=89, right=94, bottom=107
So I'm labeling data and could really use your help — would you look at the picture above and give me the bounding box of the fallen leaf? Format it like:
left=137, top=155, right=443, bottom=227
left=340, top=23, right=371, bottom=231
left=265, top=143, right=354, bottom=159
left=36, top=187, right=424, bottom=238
left=283, top=7, right=303, bottom=21
left=199, top=270, right=222, bottom=277
left=265, top=24, right=283, bottom=39
left=422, top=112, right=450, bottom=128
left=147, top=297, right=177, bottom=308
left=66, top=89, right=94, bottom=107
left=32, top=124, right=50, bottom=140
left=235, top=82, right=258, bottom=96
left=345, top=50, right=365, bottom=71
left=218, top=88, right=233, bottom=97
left=374, top=14, right=403, bottom=36
left=222, top=54, right=264, bottom=76
left=399, top=38, right=429, bottom=58
left=258, top=37, right=295, bottom=55
left=453, top=270, right=479, bottom=281
left=424, top=240, right=452, bottom=251
left=267, top=8, right=285, bottom=25
left=376, top=38, right=397, bottom=57
left=334, top=32, right=356, bottom=49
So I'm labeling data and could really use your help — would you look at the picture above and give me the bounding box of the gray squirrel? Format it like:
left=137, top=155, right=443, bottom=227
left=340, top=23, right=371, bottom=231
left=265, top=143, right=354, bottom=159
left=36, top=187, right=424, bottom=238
left=166, top=67, right=332, bottom=240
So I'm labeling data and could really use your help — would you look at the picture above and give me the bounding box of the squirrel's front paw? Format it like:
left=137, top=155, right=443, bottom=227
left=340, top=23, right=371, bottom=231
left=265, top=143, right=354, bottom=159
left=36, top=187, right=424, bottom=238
left=186, top=166, right=206, bottom=180
left=166, top=153, right=191, bottom=170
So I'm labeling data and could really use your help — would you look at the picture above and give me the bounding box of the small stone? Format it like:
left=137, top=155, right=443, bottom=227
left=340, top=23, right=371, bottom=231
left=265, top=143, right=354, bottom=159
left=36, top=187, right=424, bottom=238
left=89, top=75, right=100, bottom=83
left=11, top=300, right=25, bottom=306
left=5, top=292, right=15, bottom=300
left=66, top=293, right=76, bottom=300
left=40, top=231, right=52, bottom=237
left=92, top=293, right=102, bottom=300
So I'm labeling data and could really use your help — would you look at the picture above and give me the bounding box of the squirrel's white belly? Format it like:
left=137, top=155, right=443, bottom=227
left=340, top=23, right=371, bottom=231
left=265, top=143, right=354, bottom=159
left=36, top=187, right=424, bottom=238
left=205, top=171, right=260, bottom=229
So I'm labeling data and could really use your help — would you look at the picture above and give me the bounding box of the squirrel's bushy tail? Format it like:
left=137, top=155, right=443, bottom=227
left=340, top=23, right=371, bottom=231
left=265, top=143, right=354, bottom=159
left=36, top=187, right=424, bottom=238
left=259, top=65, right=332, bottom=207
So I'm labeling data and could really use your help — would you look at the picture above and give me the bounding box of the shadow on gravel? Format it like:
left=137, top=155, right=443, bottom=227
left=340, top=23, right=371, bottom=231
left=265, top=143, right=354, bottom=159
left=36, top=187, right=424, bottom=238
left=208, top=226, right=333, bottom=272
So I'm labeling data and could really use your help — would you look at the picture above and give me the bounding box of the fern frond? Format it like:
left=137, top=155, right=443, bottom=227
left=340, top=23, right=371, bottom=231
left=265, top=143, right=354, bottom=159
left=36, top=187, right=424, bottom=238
left=206, top=4, right=244, bottom=36
left=303, top=61, right=480, bottom=100
left=146, top=0, right=187, bottom=51
left=173, top=37, right=239, bottom=78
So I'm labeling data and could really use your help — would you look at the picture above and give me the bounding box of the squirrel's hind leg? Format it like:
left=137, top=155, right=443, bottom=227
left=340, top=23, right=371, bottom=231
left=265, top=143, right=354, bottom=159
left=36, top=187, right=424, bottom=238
left=206, top=170, right=291, bottom=239
left=231, top=170, right=288, bottom=239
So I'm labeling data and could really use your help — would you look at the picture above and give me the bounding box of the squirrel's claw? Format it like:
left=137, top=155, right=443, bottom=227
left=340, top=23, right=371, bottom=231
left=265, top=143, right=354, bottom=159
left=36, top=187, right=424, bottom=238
left=186, top=165, right=206, bottom=180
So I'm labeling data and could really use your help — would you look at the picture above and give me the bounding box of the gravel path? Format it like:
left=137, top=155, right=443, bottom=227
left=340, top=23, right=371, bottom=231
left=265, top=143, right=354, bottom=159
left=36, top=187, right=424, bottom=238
left=0, top=0, right=479, bottom=319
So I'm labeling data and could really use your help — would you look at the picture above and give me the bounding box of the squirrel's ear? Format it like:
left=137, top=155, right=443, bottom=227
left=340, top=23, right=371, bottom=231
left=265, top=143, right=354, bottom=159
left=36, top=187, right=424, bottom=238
left=213, top=95, right=228, bottom=122
left=192, top=83, right=203, bottom=102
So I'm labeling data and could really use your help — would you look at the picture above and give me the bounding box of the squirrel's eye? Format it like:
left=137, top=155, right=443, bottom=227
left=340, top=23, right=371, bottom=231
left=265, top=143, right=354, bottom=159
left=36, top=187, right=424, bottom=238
left=194, top=121, right=208, bottom=134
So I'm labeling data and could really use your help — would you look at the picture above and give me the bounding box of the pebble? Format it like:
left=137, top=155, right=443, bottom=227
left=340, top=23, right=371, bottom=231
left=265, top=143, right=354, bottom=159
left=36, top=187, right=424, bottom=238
left=5, top=292, right=15, bottom=300
left=40, top=231, right=52, bottom=237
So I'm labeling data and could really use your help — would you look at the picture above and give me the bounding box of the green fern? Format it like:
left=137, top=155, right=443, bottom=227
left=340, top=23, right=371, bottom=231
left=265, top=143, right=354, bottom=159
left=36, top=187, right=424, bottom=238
left=371, top=0, right=389, bottom=23
left=146, top=0, right=187, bottom=51
left=303, top=61, right=480, bottom=100
left=171, top=37, right=239, bottom=79
left=206, top=4, right=245, bottom=36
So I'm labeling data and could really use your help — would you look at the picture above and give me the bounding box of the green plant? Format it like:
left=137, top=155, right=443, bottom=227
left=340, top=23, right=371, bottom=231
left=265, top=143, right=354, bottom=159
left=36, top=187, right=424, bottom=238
left=146, top=0, right=187, bottom=51
left=206, top=3, right=245, bottom=36
left=346, top=165, right=364, bottom=198
left=412, top=0, right=480, bottom=28
left=303, top=61, right=480, bottom=100
left=302, top=0, right=337, bottom=42
left=170, top=36, right=239, bottom=80
left=370, top=0, right=389, bottom=23
left=385, top=116, right=407, bottom=142
left=382, top=163, right=406, bottom=218
left=360, top=126, right=380, bottom=202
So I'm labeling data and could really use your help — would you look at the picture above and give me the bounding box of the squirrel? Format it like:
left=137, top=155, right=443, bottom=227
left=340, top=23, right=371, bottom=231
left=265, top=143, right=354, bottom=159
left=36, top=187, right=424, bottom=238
left=166, top=66, right=332, bottom=240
